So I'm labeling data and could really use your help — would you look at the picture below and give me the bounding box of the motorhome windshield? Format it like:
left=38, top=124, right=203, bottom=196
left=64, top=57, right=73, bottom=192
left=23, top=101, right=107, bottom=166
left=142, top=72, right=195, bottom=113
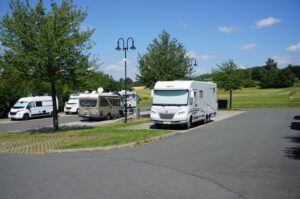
left=13, top=101, right=28, bottom=109
left=153, top=90, right=189, bottom=106
left=79, top=99, right=97, bottom=107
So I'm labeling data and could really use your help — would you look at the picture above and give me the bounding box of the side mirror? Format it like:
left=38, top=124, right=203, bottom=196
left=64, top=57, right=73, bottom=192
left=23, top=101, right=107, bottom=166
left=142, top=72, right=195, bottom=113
left=26, top=106, right=30, bottom=110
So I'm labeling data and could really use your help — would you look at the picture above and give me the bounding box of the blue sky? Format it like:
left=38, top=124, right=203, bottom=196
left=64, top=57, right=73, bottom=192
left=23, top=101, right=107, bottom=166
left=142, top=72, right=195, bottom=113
left=1, top=0, right=300, bottom=80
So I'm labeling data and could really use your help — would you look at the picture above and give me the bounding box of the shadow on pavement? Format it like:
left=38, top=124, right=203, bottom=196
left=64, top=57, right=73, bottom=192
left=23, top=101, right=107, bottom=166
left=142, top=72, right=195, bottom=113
left=284, top=117, right=300, bottom=160
left=284, top=134, right=300, bottom=160
left=294, top=116, right=300, bottom=120
left=291, top=122, right=300, bottom=131
left=27, top=125, right=93, bottom=134
left=150, top=120, right=214, bottom=130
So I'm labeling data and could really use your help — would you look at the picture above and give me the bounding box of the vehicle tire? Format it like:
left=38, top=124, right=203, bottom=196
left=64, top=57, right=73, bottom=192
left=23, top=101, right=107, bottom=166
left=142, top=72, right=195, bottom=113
left=23, top=113, right=29, bottom=120
left=186, top=116, right=192, bottom=129
left=106, top=113, right=112, bottom=120
left=208, top=115, right=211, bottom=123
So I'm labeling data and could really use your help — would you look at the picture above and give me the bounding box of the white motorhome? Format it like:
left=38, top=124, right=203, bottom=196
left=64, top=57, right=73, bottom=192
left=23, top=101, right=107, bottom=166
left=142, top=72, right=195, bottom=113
left=118, top=90, right=138, bottom=108
left=150, top=81, right=217, bottom=129
left=78, top=90, right=123, bottom=120
left=8, top=96, right=57, bottom=120
left=64, top=94, right=80, bottom=114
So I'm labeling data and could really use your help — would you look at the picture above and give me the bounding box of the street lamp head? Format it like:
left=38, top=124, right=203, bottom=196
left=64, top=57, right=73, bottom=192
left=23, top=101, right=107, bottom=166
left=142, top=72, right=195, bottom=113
left=194, top=60, right=197, bottom=66
left=130, top=40, right=136, bottom=50
left=115, top=45, right=122, bottom=51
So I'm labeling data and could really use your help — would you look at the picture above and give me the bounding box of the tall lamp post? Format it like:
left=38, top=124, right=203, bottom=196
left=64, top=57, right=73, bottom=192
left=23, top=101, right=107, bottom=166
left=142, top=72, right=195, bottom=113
left=189, top=58, right=197, bottom=80
left=115, top=37, right=136, bottom=123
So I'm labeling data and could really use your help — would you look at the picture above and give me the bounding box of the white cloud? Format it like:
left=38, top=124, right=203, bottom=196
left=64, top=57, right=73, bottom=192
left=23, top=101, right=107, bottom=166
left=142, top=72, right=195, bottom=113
left=106, top=64, right=124, bottom=73
left=287, top=42, right=300, bottom=52
left=255, top=17, right=281, bottom=29
left=179, top=21, right=188, bottom=29
left=104, top=59, right=136, bottom=80
left=272, top=55, right=292, bottom=66
left=187, top=52, right=217, bottom=61
left=218, top=26, right=239, bottom=33
left=240, top=43, right=258, bottom=50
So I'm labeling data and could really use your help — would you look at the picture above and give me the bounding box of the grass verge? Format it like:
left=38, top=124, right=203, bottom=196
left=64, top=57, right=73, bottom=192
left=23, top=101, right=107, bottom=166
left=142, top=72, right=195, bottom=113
left=0, top=118, right=171, bottom=154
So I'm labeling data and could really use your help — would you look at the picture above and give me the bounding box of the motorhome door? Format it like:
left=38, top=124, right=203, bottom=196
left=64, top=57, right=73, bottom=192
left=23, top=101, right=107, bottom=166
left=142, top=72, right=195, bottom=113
left=99, top=97, right=111, bottom=117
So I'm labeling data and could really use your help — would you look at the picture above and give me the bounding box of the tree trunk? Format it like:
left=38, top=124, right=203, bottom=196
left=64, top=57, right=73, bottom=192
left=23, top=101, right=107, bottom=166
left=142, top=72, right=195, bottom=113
left=51, top=82, right=59, bottom=131
left=229, top=89, right=232, bottom=109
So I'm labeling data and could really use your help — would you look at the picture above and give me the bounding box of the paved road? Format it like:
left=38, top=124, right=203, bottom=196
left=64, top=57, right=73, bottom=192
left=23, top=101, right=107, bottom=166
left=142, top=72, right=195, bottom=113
left=0, top=109, right=300, bottom=199
left=0, top=114, right=80, bottom=132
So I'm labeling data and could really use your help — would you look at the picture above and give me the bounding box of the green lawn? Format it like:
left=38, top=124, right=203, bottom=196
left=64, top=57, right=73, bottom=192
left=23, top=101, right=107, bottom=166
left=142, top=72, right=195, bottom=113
left=0, top=118, right=170, bottom=154
left=134, top=82, right=300, bottom=109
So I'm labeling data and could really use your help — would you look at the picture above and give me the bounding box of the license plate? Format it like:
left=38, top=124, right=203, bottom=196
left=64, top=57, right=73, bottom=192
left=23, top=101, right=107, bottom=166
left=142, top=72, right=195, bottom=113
left=163, top=121, right=171, bottom=124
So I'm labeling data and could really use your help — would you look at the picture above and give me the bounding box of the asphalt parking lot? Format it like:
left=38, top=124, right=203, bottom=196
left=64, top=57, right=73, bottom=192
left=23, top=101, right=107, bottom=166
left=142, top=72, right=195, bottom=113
left=1, top=109, right=299, bottom=199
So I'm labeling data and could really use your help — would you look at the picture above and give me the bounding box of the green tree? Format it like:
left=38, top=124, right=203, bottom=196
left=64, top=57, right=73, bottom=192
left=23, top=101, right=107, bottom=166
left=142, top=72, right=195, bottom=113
left=276, top=68, right=295, bottom=88
left=0, top=0, right=94, bottom=130
left=137, top=31, right=189, bottom=88
left=212, top=59, right=242, bottom=109
left=259, top=58, right=279, bottom=88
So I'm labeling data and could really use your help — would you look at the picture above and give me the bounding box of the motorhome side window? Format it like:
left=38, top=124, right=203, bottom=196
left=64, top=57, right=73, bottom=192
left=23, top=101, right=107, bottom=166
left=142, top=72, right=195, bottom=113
left=113, top=99, right=120, bottom=106
left=80, top=99, right=97, bottom=107
left=36, top=101, right=42, bottom=107
left=100, top=97, right=109, bottom=107
left=199, top=90, right=203, bottom=98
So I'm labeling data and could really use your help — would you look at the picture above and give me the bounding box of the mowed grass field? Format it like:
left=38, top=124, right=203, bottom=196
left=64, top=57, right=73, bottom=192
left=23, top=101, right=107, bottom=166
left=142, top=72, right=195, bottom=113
left=134, top=81, right=300, bottom=109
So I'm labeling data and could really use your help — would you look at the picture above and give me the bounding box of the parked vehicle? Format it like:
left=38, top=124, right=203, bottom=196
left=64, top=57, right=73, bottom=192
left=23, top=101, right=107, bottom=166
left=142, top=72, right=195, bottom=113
left=8, top=96, right=58, bottom=120
left=78, top=90, right=123, bottom=120
left=64, top=94, right=80, bottom=114
left=150, top=80, right=217, bottom=129
left=119, top=90, right=138, bottom=108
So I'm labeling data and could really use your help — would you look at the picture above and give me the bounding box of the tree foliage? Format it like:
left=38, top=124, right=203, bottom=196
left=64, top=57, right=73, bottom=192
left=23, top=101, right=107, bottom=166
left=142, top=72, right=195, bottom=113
left=259, top=58, right=295, bottom=88
left=137, top=31, right=189, bottom=88
left=0, top=0, right=94, bottom=129
left=212, top=59, right=242, bottom=109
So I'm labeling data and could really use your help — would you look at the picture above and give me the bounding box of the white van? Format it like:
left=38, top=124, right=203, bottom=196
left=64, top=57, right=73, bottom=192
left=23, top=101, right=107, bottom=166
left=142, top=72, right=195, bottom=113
left=8, top=96, right=57, bottom=120
left=150, top=81, right=217, bottom=129
left=118, top=90, right=138, bottom=108
left=78, top=91, right=123, bottom=120
left=64, top=94, right=80, bottom=114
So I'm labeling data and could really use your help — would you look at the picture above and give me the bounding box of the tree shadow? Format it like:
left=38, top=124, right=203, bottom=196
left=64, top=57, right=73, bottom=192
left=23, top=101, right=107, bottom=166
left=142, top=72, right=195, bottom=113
left=294, top=116, right=300, bottom=120
left=284, top=146, right=300, bottom=160
left=27, top=125, right=93, bottom=134
left=284, top=118, right=300, bottom=160
left=291, top=122, right=300, bottom=131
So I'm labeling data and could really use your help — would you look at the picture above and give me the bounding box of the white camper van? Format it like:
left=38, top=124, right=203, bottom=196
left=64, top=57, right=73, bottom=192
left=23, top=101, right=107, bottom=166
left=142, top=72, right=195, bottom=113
left=150, top=81, right=217, bottom=129
left=78, top=90, right=123, bottom=120
left=64, top=94, right=80, bottom=114
left=118, top=90, right=138, bottom=108
left=8, top=96, right=57, bottom=120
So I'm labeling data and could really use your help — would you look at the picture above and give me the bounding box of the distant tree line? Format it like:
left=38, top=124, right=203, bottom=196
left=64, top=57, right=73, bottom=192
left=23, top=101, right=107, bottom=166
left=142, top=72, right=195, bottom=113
left=195, top=58, right=299, bottom=89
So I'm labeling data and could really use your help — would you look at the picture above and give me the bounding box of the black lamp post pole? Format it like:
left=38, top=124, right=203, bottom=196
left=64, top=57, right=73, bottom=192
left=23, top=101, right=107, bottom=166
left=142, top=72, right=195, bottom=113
left=189, top=58, right=197, bottom=80
left=115, top=37, right=136, bottom=123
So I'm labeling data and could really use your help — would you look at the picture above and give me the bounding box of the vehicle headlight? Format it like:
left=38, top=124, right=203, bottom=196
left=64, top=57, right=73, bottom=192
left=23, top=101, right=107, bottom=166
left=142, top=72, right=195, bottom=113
left=177, top=110, right=186, bottom=115
left=151, top=110, right=157, bottom=115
